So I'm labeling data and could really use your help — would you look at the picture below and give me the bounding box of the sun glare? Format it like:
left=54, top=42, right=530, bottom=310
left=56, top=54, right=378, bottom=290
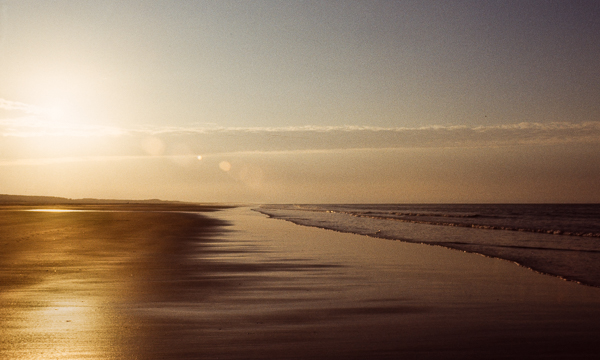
left=46, top=105, right=66, bottom=120
left=24, top=69, right=95, bottom=124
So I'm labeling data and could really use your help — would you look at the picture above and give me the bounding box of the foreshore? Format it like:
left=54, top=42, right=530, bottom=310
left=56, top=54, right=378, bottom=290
left=1, top=205, right=600, bottom=359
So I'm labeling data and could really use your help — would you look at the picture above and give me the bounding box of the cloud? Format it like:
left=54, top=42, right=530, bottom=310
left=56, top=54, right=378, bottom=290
left=128, top=121, right=600, bottom=142
left=0, top=98, right=45, bottom=114
left=0, top=154, right=187, bottom=167
left=0, top=117, right=124, bottom=137
left=124, top=121, right=600, bottom=153
left=2, top=115, right=600, bottom=157
left=3, top=95, right=599, bottom=147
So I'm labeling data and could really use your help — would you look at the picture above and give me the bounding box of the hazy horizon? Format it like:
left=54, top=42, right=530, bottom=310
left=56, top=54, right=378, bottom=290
left=1, top=1, right=599, bottom=203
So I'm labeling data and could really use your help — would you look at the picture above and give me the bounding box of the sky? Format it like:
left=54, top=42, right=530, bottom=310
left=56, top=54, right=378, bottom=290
left=1, top=0, right=599, bottom=203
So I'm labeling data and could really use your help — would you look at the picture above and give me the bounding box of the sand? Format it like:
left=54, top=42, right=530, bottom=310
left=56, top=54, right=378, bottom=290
left=1, top=205, right=600, bottom=359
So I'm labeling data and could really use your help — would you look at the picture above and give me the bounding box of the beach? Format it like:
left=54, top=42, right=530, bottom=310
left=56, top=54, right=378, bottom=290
left=2, top=205, right=600, bottom=359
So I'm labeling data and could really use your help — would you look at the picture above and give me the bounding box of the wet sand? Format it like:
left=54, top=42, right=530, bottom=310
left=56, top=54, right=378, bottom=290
left=1, top=205, right=600, bottom=359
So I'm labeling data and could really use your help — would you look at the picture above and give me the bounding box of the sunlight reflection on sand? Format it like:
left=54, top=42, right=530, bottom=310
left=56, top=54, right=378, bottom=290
left=24, top=209, right=90, bottom=212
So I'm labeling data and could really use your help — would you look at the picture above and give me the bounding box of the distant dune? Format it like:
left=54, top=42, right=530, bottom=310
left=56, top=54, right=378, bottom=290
left=0, top=194, right=233, bottom=212
left=0, top=194, right=183, bottom=205
left=0, top=194, right=74, bottom=205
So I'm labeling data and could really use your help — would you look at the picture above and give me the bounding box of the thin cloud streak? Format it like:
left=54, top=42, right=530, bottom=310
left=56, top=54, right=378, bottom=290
left=2, top=118, right=600, bottom=156
left=0, top=98, right=45, bottom=115
left=0, top=154, right=191, bottom=167
left=0, top=149, right=369, bottom=167
left=0, top=117, right=125, bottom=137
left=131, top=121, right=600, bottom=151
left=131, top=122, right=600, bottom=135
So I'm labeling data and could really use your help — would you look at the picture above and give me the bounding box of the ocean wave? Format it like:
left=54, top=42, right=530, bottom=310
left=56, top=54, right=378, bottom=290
left=349, top=213, right=600, bottom=238
left=271, top=206, right=600, bottom=238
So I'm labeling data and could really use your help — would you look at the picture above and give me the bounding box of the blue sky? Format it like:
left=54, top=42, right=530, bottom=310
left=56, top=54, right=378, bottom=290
left=1, top=1, right=599, bottom=203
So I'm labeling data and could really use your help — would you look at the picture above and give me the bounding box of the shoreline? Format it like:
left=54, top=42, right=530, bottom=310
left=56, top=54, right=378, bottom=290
left=1, top=205, right=600, bottom=359
left=255, top=206, right=600, bottom=289
left=256, top=209, right=600, bottom=289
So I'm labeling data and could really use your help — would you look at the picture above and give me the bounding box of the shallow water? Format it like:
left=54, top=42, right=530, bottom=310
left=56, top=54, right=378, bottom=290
left=257, top=204, right=600, bottom=287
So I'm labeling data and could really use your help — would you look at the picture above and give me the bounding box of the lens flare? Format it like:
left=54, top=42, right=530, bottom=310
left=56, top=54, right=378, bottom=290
left=219, top=161, right=231, bottom=172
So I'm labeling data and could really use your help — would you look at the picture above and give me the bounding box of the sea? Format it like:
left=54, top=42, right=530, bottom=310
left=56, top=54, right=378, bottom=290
left=256, top=204, right=600, bottom=288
